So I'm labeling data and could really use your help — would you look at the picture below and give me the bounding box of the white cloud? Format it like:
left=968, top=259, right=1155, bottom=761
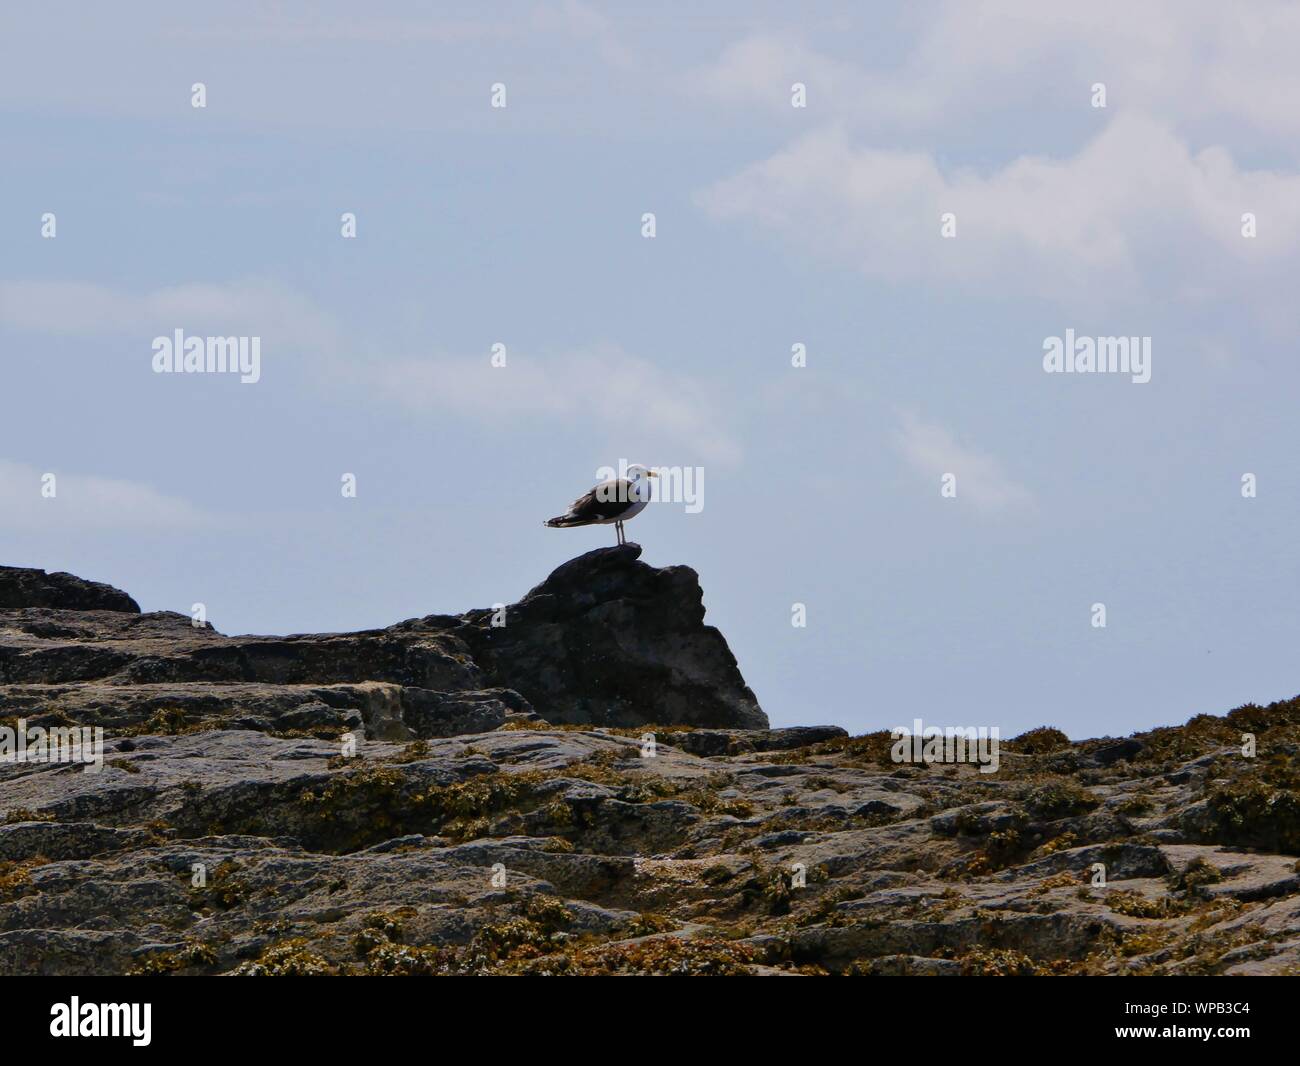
left=688, top=34, right=873, bottom=117
left=0, top=278, right=735, bottom=461
left=361, top=344, right=743, bottom=465
left=0, top=459, right=205, bottom=530
left=894, top=412, right=1032, bottom=514
left=0, top=279, right=339, bottom=351
left=691, top=3, right=1300, bottom=140
left=697, top=114, right=1300, bottom=305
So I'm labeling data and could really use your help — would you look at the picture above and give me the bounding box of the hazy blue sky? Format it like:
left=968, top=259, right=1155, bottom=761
left=3, top=2, right=1297, bottom=738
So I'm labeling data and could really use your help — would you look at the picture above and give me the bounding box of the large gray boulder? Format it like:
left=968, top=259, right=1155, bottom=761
left=455, top=545, right=768, bottom=729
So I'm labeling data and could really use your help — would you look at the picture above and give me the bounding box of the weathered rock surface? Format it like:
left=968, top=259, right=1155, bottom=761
left=0, top=566, right=140, bottom=613
left=2, top=557, right=1298, bottom=976
left=454, top=545, right=767, bottom=729
left=0, top=546, right=765, bottom=735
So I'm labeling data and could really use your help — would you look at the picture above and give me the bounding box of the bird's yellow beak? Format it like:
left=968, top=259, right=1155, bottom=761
left=645, top=469, right=659, bottom=477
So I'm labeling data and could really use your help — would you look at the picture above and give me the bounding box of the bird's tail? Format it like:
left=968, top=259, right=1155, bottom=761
left=544, top=514, right=588, bottom=528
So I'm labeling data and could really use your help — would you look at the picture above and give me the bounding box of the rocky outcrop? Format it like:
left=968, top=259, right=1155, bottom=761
left=454, top=545, right=766, bottom=729
left=0, top=545, right=766, bottom=737
left=2, top=555, right=1298, bottom=976
left=0, top=566, right=140, bottom=613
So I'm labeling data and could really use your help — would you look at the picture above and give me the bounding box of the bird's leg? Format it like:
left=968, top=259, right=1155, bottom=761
left=615, top=521, right=623, bottom=545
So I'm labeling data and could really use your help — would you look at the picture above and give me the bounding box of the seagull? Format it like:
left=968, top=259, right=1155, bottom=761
left=545, top=465, right=659, bottom=545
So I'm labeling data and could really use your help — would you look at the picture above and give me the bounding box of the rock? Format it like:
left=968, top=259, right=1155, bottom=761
left=0, top=566, right=139, bottom=613
left=991, top=843, right=1169, bottom=882
left=275, top=702, right=363, bottom=733
left=1, top=556, right=1298, bottom=976
left=0, top=822, right=155, bottom=862
left=455, top=546, right=768, bottom=729
left=0, top=547, right=764, bottom=732
left=787, top=911, right=1121, bottom=970
left=398, top=688, right=530, bottom=738
left=849, top=954, right=962, bottom=976
left=1160, top=844, right=1300, bottom=902
left=1091, top=738, right=1144, bottom=766
left=669, top=725, right=846, bottom=757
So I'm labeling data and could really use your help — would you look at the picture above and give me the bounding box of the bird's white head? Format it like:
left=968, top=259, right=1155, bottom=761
left=626, top=464, right=659, bottom=482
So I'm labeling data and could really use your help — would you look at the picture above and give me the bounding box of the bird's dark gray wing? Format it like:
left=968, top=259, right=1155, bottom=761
left=566, top=479, right=635, bottom=520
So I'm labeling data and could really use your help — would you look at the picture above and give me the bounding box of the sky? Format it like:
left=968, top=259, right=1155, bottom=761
left=2, top=1, right=1297, bottom=739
